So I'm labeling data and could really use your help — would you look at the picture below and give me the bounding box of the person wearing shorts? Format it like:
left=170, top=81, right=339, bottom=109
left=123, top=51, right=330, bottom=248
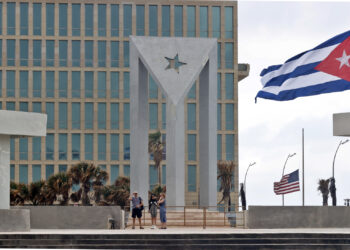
left=129, top=191, right=144, bottom=229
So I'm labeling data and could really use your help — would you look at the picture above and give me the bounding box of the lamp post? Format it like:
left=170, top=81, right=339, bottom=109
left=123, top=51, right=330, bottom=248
left=331, top=139, right=349, bottom=206
left=241, top=162, right=256, bottom=211
left=244, top=162, right=256, bottom=194
left=282, top=153, right=296, bottom=206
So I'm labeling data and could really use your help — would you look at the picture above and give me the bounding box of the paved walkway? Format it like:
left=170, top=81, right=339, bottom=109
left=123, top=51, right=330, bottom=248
left=2, top=228, right=350, bottom=235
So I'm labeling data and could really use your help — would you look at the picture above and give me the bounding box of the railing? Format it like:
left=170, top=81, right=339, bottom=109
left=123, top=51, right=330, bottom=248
left=124, top=205, right=246, bottom=229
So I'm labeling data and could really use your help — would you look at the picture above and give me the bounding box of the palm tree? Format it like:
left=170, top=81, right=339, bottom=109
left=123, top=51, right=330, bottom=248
left=47, top=172, right=71, bottom=205
left=102, top=177, right=130, bottom=207
left=318, top=179, right=330, bottom=206
left=28, top=180, right=46, bottom=205
left=10, top=182, right=29, bottom=206
left=148, top=131, right=165, bottom=186
left=217, top=160, right=235, bottom=211
left=92, top=167, right=109, bottom=204
left=68, top=162, right=108, bottom=205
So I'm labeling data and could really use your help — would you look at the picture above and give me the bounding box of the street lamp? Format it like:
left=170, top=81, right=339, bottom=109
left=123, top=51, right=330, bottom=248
left=240, top=162, right=256, bottom=211
left=244, top=162, right=256, bottom=194
left=282, top=153, right=296, bottom=206
left=332, top=139, right=349, bottom=178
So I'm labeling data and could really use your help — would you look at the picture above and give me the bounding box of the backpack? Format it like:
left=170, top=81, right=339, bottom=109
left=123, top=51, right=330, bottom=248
left=139, top=197, right=144, bottom=211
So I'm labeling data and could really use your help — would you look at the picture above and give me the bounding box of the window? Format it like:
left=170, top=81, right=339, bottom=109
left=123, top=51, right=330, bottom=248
left=225, top=104, right=234, bottom=130
left=187, top=104, right=196, bottom=130
left=123, top=5, right=132, bottom=37
left=98, top=41, right=106, bottom=67
left=149, top=76, right=158, bottom=99
left=72, top=71, right=80, bottom=98
left=225, top=134, right=234, bottom=160
left=0, top=40, right=2, bottom=66
left=111, top=5, right=119, bottom=36
left=218, top=73, right=222, bottom=100
left=212, top=7, right=221, bottom=38
left=20, top=71, right=28, bottom=97
left=46, top=103, right=54, bottom=129
left=72, top=134, right=80, bottom=160
left=200, top=7, right=208, bottom=37
left=19, top=138, right=28, bottom=160
left=32, top=138, right=41, bottom=160
left=98, top=103, right=106, bottom=129
left=72, top=4, right=80, bottom=36
left=111, top=72, right=119, bottom=98
left=111, top=41, right=119, bottom=67
left=225, top=73, right=234, bottom=99
left=225, top=43, right=234, bottom=69
left=46, top=134, right=54, bottom=160
left=59, top=71, right=67, bottom=97
left=123, top=42, right=129, bottom=67
left=123, top=72, right=130, bottom=98
left=20, top=40, right=28, bottom=66
left=20, top=3, right=28, bottom=35
left=6, top=71, right=15, bottom=97
left=7, top=3, right=15, bottom=35
left=33, top=3, right=41, bottom=35
left=217, top=104, right=222, bottom=130
left=72, top=103, right=81, bottom=129
left=32, top=102, right=41, bottom=113
left=98, top=134, right=106, bottom=160
left=188, top=165, right=197, bottom=192
left=46, top=40, right=55, bottom=67
left=33, top=40, right=42, bottom=66
left=59, top=41, right=67, bottom=66
left=98, top=4, right=106, bottom=36
left=217, top=134, right=222, bottom=160
left=162, top=103, right=166, bottom=129
left=46, top=71, right=55, bottom=98
left=0, top=71, right=2, bottom=97
left=59, top=165, right=67, bottom=172
left=19, top=102, right=28, bottom=112
left=225, top=7, right=233, bottom=39
left=136, top=5, right=145, bottom=36
left=0, top=3, right=2, bottom=34
left=7, top=102, right=15, bottom=111
left=32, top=165, right=41, bottom=182
left=59, top=4, right=67, bottom=36
left=85, top=134, right=93, bottom=160
left=110, top=103, right=119, bottom=129
left=123, top=165, right=130, bottom=177
left=85, top=4, right=93, bottom=36
left=72, top=41, right=80, bottom=67
left=174, top=6, right=183, bottom=37
left=85, top=41, right=93, bottom=67
left=85, top=102, right=93, bottom=129
left=46, top=165, right=54, bottom=180
left=149, top=165, right=158, bottom=190
left=187, top=6, right=195, bottom=37
left=46, top=4, right=55, bottom=36
left=59, top=134, right=67, bottom=160
left=188, top=134, right=196, bottom=161
left=123, top=103, right=130, bottom=129
left=98, top=72, right=106, bottom=98
left=59, top=102, right=67, bottom=129
left=162, top=165, right=166, bottom=185
left=187, top=83, right=196, bottom=99
left=10, top=138, right=15, bottom=160
left=162, top=6, right=170, bottom=37
left=7, top=40, right=15, bottom=66
left=111, top=134, right=119, bottom=160
left=123, top=134, right=130, bottom=160
left=85, top=71, right=93, bottom=98
left=149, top=104, right=158, bottom=130
left=19, top=165, right=28, bottom=184
left=110, top=165, right=119, bottom=184
left=149, top=6, right=158, bottom=36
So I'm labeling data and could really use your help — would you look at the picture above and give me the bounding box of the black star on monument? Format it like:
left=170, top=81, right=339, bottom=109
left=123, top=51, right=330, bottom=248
left=165, top=54, right=187, bottom=73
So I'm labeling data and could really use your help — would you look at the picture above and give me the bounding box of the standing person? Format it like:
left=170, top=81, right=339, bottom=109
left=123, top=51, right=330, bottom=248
left=149, top=194, right=158, bottom=229
left=129, top=191, right=144, bottom=229
left=158, top=193, right=167, bottom=229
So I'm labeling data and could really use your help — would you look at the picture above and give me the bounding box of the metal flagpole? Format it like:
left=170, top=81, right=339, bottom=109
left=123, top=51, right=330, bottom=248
left=302, top=128, right=305, bottom=206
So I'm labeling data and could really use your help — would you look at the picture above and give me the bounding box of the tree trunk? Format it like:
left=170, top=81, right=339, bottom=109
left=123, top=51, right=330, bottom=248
left=322, top=193, right=328, bottom=206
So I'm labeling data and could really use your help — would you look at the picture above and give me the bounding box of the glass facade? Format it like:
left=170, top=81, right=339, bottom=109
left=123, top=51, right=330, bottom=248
left=4, top=1, right=238, bottom=205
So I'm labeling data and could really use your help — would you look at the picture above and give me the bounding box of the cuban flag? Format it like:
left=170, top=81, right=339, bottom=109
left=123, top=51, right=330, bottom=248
left=256, top=30, right=350, bottom=101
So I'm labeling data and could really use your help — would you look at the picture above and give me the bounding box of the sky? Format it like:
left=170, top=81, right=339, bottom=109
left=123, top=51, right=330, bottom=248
left=238, top=1, right=350, bottom=206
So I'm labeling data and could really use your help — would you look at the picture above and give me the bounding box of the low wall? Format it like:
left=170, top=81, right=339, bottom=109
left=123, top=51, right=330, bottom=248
left=248, top=206, right=350, bottom=228
left=13, top=206, right=123, bottom=229
left=0, top=209, right=30, bottom=232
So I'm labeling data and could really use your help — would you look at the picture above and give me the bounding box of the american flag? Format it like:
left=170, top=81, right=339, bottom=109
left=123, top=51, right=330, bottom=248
left=274, top=170, right=300, bottom=195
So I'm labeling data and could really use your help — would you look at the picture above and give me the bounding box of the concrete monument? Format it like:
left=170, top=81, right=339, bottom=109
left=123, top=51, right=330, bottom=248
left=130, top=36, right=217, bottom=208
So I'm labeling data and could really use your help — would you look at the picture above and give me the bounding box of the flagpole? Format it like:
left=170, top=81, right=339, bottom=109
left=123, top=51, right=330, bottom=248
left=302, top=128, right=305, bottom=206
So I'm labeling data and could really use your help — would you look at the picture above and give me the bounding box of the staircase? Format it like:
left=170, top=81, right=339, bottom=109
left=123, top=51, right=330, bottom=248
left=125, top=208, right=245, bottom=228
left=0, top=233, right=350, bottom=249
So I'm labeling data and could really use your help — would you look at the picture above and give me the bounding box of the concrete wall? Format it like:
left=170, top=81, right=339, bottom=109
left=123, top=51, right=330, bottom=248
left=333, top=112, right=350, bottom=136
left=13, top=206, right=123, bottom=229
left=248, top=206, right=350, bottom=228
left=0, top=209, right=30, bottom=232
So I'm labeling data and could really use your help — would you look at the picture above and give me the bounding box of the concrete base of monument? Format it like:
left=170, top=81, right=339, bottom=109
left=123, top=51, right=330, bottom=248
left=0, top=209, right=30, bottom=232
left=248, top=206, right=350, bottom=228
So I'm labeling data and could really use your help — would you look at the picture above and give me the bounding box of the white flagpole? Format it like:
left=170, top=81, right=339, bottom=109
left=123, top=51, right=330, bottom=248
left=302, top=128, right=305, bottom=206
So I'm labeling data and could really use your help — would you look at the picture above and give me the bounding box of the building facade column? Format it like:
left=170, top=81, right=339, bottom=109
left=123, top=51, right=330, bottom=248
left=0, top=135, right=11, bottom=209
